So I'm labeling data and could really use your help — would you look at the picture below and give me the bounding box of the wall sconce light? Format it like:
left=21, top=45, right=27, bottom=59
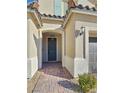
left=80, top=26, right=85, bottom=35
left=80, top=26, right=86, bottom=58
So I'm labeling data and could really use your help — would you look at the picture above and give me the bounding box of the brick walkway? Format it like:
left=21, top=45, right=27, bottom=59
left=33, top=62, right=80, bottom=93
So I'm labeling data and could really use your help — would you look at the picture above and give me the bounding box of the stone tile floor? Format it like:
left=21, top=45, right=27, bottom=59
left=33, top=62, right=80, bottom=93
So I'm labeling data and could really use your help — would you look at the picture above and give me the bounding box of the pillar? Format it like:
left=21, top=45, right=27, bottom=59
left=38, top=29, right=42, bottom=69
left=62, top=32, right=65, bottom=67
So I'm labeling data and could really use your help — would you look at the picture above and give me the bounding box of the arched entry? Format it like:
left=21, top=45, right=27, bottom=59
left=41, top=29, right=65, bottom=67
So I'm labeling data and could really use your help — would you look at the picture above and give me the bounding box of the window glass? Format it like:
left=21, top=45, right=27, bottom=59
left=89, top=37, right=97, bottom=43
left=55, top=0, right=61, bottom=15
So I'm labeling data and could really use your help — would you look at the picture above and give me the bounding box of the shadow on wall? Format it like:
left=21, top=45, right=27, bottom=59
left=33, top=34, right=42, bottom=69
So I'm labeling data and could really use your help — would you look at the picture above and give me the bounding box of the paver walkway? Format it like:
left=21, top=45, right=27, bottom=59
left=33, top=62, right=80, bottom=93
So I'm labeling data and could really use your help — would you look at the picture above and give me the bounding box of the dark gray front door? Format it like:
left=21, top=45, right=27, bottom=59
left=48, top=38, right=57, bottom=61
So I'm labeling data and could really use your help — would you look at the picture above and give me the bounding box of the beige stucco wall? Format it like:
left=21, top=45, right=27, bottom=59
left=74, top=13, right=97, bottom=59
left=64, top=14, right=75, bottom=76
left=74, top=13, right=96, bottom=23
left=27, top=18, right=39, bottom=58
left=27, top=18, right=39, bottom=79
left=74, top=27, right=89, bottom=77
left=64, top=12, right=96, bottom=77
left=39, top=0, right=54, bottom=15
left=65, top=16, right=75, bottom=58
left=75, top=33, right=83, bottom=58
left=42, top=32, right=62, bottom=62
left=73, top=13, right=96, bottom=77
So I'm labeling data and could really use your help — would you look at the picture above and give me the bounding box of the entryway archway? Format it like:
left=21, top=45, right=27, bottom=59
left=42, top=30, right=64, bottom=67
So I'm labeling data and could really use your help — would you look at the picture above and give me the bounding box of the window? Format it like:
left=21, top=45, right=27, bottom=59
left=54, top=0, right=62, bottom=15
left=89, top=37, right=97, bottom=43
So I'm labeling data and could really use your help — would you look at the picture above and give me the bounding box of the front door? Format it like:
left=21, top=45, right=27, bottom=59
left=48, top=38, right=57, bottom=61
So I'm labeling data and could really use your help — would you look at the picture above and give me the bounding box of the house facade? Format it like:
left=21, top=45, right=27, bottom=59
left=27, top=0, right=97, bottom=79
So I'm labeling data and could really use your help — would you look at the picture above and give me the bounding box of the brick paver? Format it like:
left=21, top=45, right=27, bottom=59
left=33, top=62, right=80, bottom=93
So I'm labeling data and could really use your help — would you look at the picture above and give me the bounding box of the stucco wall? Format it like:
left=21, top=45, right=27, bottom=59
left=42, top=32, right=62, bottom=62
left=73, top=13, right=97, bottom=23
left=73, top=13, right=96, bottom=77
left=75, top=34, right=83, bottom=58
left=39, top=0, right=54, bottom=15
left=64, top=12, right=96, bottom=77
left=27, top=18, right=39, bottom=79
left=27, top=19, right=39, bottom=58
left=74, top=25, right=89, bottom=77
left=65, top=15, right=75, bottom=58
left=65, top=56, right=74, bottom=76
left=64, top=15, right=75, bottom=76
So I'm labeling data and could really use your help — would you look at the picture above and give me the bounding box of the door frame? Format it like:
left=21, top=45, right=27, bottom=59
left=46, top=36, right=58, bottom=62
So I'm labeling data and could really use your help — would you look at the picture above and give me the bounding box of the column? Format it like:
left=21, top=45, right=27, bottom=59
left=38, top=29, right=42, bottom=69
left=62, top=32, right=65, bottom=67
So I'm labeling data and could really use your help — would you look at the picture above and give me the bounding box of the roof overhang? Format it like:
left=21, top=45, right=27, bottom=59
left=41, top=23, right=62, bottom=31
left=63, top=9, right=97, bottom=28
left=40, top=16, right=64, bottom=25
left=27, top=8, right=42, bottom=29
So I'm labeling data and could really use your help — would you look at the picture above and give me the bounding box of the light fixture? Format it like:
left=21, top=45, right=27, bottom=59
left=80, top=26, right=85, bottom=35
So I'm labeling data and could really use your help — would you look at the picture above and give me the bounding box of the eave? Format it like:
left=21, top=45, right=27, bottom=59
left=27, top=8, right=42, bottom=29
left=62, top=8, right=97, bottom=29
left=41, top=17, right=64, bottom=25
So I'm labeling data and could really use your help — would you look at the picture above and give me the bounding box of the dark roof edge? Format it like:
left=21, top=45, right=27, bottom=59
left=62, top=8, right=97, bottom=29
left=40, top=13, right=65, bottom=20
